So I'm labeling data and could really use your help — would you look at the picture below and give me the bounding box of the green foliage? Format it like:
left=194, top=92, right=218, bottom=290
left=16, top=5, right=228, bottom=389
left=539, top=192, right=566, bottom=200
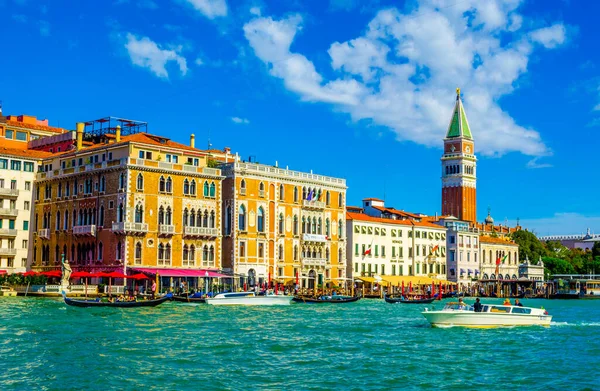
left=511, top=230, right=548, bottom=263
left=542, top=257, right=576, bottom=275
left=207, top=158, right=219, bottom=168
left=592, top=242, right=600, bottom=258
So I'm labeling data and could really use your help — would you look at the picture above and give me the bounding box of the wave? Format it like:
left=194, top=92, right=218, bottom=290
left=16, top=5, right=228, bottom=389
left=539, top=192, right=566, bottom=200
left=551, top=321, right=600, bottom=327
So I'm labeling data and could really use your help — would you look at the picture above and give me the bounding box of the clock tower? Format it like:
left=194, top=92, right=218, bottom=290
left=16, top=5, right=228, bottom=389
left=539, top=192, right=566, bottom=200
left=441, top=88, right=477, bottom=223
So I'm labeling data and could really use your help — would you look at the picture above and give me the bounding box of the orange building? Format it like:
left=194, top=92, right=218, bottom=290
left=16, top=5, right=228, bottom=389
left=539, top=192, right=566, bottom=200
left=441, top=88, right=477, bottom=223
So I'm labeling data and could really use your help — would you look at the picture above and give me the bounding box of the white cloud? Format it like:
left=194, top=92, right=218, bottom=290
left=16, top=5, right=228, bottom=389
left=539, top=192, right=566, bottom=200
left=593, top=104, right=600, bottom=111
left=195, top=57, right=204, bottom=66
left=526, top=157, right=552, bottom=169
left=231, top=117, right=250, bottom=124
left=529, top=24, right=566, bottom=49
left=182, top=0, right=227, bottom=19
left=124, top=33, right=188, bottom=79
left=244, top=1, right=568, bottom=158
left=39, top=20, right=50, bottom=36
left=249, top=6, right=261, bottom=16
left=512, top=213, right=600, bottom=236
left=11, top=14, right=26, bottom=23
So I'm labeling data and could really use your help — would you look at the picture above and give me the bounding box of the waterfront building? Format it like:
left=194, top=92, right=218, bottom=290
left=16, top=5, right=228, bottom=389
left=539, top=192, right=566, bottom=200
left=220, top=160, right=347, bottom=289
left=539, top=228, right=600, bottom=251
left=347, top=198, right=447, bottom=280
left=0, top=114, right=65, bottom=273
left=31, top=118, right=223, bottom=273
left=435, top=217, right=480, bottom=288
left=519, top=258, right=545, bottom=282
left=441, top=88, right=477, bottom=223
left=479, top=235, right=519, bottom=280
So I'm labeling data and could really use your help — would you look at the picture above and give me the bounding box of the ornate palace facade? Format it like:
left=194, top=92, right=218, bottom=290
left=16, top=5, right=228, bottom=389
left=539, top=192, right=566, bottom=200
left=220, top=161, right=347, bottom=289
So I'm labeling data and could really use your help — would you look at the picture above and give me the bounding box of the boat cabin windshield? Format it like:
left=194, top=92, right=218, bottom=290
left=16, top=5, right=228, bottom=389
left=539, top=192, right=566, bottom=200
left=443, top=302, right=473, bottom=311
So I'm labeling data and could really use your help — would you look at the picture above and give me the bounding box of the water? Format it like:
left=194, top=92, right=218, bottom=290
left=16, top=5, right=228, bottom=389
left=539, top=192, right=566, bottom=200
left=1, top=297, right=598, bottom=390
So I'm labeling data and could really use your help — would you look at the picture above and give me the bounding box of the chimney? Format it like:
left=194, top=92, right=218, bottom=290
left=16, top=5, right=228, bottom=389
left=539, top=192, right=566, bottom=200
left=224, top=147, right=231, bottom=154
left=76, top=122, right=84, bottom=151
left=190, top=134, right=195, bottom=149
left=115, top=125, right=121, bottom=143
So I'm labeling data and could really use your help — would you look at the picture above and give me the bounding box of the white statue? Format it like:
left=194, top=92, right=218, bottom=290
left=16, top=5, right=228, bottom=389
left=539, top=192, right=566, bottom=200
left=61, top=259, right=72, bottom=287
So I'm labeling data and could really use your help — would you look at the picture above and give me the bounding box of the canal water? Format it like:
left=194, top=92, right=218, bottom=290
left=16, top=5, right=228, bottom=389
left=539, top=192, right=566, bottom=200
left=0, top=297, right=598, bottom=390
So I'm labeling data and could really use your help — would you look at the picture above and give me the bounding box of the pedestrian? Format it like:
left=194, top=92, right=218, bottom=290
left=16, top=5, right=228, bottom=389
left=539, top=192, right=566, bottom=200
left=151, top=280, right=157, bottom=298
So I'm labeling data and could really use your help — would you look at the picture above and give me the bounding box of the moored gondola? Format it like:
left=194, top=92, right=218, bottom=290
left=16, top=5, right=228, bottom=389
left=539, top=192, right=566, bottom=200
left=62, top=291, right=171, bottom=308
left=384, top=295, right=435, bottom=304
left=292, top=295, right=361, bottom=303
left=171, top=295, right=206, bottom=303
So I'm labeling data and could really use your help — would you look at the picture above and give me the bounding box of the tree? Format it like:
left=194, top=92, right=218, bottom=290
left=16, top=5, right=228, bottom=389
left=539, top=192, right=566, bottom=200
left=545, top=240, right=570, bottom=258
left=592, top=241, right=600, bottom=258
left=510, top=230, right=548, bottom=263
left=542, top=256, right=576, bottom=276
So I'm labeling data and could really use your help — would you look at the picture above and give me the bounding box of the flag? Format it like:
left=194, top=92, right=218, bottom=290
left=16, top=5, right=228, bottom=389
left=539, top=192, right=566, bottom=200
left=495, top=256, right=502, bottom=266
left=315, top=189, right=321, bottom=201
left=430, top=245, right=439, bottom=254
left=363, top=246, right=372, bottom=256
left=306, top=189, right=313, bottom=201
left=501, top=254, right=508, bottom=264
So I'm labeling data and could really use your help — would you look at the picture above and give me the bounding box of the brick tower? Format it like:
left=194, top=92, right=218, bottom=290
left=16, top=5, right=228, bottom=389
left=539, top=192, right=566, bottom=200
left=441, top=88, right=477, bottom=223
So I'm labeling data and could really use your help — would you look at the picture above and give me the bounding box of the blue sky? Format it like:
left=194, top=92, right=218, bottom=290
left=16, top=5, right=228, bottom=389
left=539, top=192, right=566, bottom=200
left=1, top=0, right=599, bottom=236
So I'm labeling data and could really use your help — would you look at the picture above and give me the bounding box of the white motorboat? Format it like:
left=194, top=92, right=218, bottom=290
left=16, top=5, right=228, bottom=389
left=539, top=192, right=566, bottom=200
left=205, top=291, right=294, bottom=306
left=422, top=301, right=552, bottom=328
left=0, top=285, right=18, bottom=297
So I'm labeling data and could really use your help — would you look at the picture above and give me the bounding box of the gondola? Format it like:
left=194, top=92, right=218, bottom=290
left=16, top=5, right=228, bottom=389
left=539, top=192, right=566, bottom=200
left=292, top=295, right=361, bottom=303
left=384, top=296, right=435, bottom=304
left=62, top=292, right=171, bottom=308
left=171, top=295, right=206, bottom=303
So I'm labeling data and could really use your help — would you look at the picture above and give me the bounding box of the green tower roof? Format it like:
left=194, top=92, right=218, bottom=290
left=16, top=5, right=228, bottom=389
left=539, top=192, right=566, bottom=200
left=446, top=88, right=472, bottom=139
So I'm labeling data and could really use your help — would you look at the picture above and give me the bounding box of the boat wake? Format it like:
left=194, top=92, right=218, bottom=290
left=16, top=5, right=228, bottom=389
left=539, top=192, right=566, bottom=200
left=551, top=321, right=600, bottom=327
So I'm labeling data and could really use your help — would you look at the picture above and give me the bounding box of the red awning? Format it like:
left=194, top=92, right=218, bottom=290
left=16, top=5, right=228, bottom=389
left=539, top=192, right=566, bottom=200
left=41, top=270, right=62, bottom=278
left=22, top=271, right=39, bottom=277
left=129, top=273, right=150, bottom=280
left=0, top=270, right=7, bottom=275
left=106, top=271, right=128, bottom=279
left=130, top=268, right=230, bottom=278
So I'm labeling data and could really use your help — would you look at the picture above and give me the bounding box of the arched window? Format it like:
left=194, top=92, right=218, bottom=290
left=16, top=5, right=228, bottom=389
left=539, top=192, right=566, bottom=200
left=294, top=187, right=298, bottom=202
left=203, top=245, right=209, bottom=263
left=135, top=242, right=142, bottom=260
left=183, top=208, right=189, bottom=227
left=338, top=219, right=343, bottom=237
left=203, top=181, right=209, bottom=196
left=326, top=191, right=330, bottom=206
left=119, top=173, right=125, bottom=189
left=203, top=210, right=209, bottom=227
left=210, top=211, right=215, bottom=228
left=238, top=205, right=246, bottom=231
left=56, top=211, right=60, bottom=230
left=159, top=176, right=165, bottom=192
left=135, top=204, right=143, bottom=223
left=257, top=207, right=265, bottom=232
left=190, top=180, right=196, bottom=195
left=165, top=244, right=171, bottom=260
left=209, top=245, right=215, bottom=264
left=279, top=184, right=284, bottom=201
left=279, top=244, right=283, bottom=260
left=240, top=179, right=246, bottom=194
left=317, top=217, right=322, bottom=234
left=158, top=243, right=164, bottom=260
left=259, top=182, right=265, bottom=196
left=190, top=245, right=195, bottom=263
left=117, top=241, right=122, bottom=260
left=311, top=217, right=317, bottom=234
left=166, top=207, right=172, bottom=225
left=294, top=245, right=298, bottom=260
left=166, top=177, right=172, bottom=193
left=64, top=210, right=69, bottom=230
left=293, top=215, right=298, bottom=235
left=338, top=248, right=342, bottom=263
left=225, top=206, right=232, bottom=235
left=302, top=187, right=307, bottom=200
left=158, top=206, right=165, bottom=225
left=302, top=217, right=306, bottom=234
left=183, top=244, right=189, bottom=261
left=100, top=176, right=106, bottom=192
left=190, top=209, right=196, bottom=227
left=183, top=179, right=190, bottom=195
left=99, top=206, right=104, bottom=227
left=326, top=248, right=330, bottom=261
left=136, top=174, right=143, bottom=191
left=98, top=242, right=103, bottom=260
left=338, top=193, right=343, bottom=207
left=325, top=218, right=330, bottom=236
left=209, top=182, right=216, bottom=197
left=278, top=213, right=284, bottom=234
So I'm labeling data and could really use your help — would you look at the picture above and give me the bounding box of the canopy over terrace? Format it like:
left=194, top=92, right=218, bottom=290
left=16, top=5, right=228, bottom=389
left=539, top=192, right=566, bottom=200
left=130, top=268, right=229, bottom=278
left=356, top=276, right=456, bottom=285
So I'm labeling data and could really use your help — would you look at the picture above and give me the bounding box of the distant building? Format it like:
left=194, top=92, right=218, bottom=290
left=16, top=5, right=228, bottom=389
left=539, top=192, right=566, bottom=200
left=539, top=228, right=600, bottom=251
left=436, top=217, right=480, bottom=288
left=347, top=198, right=447, bottom=281
left=479, top=235, right=519, bottom=281
left=519, top=258, right=545, bottom=282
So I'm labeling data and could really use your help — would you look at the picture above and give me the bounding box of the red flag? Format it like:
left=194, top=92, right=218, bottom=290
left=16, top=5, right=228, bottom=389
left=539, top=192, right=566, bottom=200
left=431, top=281, right=435, bottom=298
left=243, top=282, right=247, bottom=291
left=496, top=256, right=502, bottom=266
left=439, top=282, right=442, bottom=300
left=431, top=245, right=439, bottom=254
left=295, top=270, right=299, bottom=285
left=401, top=281, right=405, bottom=296
left=363, top=247, right=372, bottom=256
left=409, top=281, right=412, bottom=292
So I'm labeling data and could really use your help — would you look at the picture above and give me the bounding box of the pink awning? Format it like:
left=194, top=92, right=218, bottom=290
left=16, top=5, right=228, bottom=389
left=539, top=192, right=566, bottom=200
left=130, top=268, right=230, bottom=278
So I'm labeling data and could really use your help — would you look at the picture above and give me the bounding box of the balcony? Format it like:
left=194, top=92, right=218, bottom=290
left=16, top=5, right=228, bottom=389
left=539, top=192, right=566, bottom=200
left=112, top=222, right=148, bottom=235
left=37, top=228, right=50, bottom=239
left=159, top=224, right=175, bottom=236
left=0, top=188, right=19, bottom=198
left=183, top=226, right=219, bottom=238
left=0, top=248, right=17, bottom=256
left=73, top=225, right=97, bottom=237
left=0, top=208, right=18, bottom=217
left=301, top=258, right=327, bottom=267
left=303, top=199, right=325, bottom=209
left=302, top=233, right=327, bottom=243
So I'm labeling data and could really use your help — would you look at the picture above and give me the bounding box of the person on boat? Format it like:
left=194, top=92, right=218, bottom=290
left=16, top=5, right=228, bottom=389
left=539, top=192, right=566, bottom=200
left=514, top=299, right=523, bottom=307
left=473, top=298, right=483, bottom=312
left=151, top=281, right=157, bottom=299
left=457, top=297, right=468, bottom=309
left=503, top=298, right=511, bottom=305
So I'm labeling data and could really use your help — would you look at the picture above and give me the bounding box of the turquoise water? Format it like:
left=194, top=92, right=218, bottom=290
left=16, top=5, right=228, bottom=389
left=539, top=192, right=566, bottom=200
left=1, top=297, right=598, bottom=391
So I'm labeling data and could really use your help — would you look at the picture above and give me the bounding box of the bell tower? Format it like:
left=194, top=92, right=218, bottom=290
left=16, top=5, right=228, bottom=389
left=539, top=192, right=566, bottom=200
left=441, top=88, right=477, bottom=223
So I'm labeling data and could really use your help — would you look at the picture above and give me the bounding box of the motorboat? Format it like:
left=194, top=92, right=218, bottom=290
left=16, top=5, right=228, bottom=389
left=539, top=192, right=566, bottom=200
left=422, top=301, right=552, bottom=328
left=205, top=291, right=294, bottom=306
left=0, top=285, right=18, bottom=297
left=385, top=296, right=435, bottom=304
left=292, top=295, right=360, bottom=303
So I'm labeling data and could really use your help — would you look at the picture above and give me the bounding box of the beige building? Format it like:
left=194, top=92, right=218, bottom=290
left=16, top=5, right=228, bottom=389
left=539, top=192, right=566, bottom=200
left=347, top=199, right=448, bottom=280
left=479, top=235, right=519, bottom=281
left=0, top=114, right=64, bottom=273
left=220, top=160, right=347, bottom=289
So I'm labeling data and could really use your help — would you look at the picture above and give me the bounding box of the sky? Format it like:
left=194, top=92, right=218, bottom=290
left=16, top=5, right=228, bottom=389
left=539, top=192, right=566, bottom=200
left=1, top=0, right=599, bottom=236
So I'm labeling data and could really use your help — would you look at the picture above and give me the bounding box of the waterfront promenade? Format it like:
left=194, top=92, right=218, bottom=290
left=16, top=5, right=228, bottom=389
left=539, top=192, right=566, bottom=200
left=1, top=297, right=598, bottom=390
